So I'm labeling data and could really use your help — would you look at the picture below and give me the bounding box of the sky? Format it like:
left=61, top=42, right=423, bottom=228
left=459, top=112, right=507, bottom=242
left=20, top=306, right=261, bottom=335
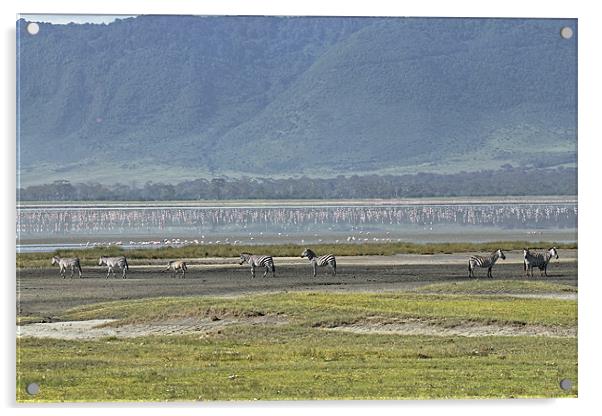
left=19, top=14, right=136, bottom=25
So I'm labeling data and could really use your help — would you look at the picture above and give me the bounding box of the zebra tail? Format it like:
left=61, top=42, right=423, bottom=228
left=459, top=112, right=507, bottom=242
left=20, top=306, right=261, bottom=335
left=124, top=258, right=129, bottom=270
left=272, top=263, right=276, bottom=272
left=182, top=263, right=188, bottom=271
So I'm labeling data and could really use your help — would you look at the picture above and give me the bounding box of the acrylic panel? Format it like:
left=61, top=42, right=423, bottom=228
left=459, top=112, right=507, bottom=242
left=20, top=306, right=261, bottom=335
left=16, top=15, right=577, bottom=402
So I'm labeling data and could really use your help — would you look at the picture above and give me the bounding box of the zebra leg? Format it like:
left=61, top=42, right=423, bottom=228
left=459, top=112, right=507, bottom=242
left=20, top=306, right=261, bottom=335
left=122, top=266, right=127, bottom=279
left=331, top=263, right=336, bottom=276
left=488, top=267, right=492, bottom=278
left=70, top=267, right=74, bottom=279
left=313, top=263, right=317, bottom=278
left=251, top=265, right=256, bottom=279
left=263, top=265, right=269, bottom=278
left=106, top=267, right=111, bottom=279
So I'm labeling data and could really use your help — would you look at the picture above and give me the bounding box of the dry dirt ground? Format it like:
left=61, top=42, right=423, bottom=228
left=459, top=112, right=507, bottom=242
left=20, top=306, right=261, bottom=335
left=17, top=250, right=577, bottom=321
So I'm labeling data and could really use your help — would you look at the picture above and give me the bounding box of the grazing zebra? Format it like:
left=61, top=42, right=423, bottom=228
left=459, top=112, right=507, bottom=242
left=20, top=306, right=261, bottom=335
left=239, top=253, right=275, bottom=278
left=51, top=256, right=83, bottom=279
left=98, top=256, right=129, bottom=279
left=301, top=248, right=336, bottom=277
left=468, top=249, right=506, bottom=278
left=164, top=260, right=187, bottom=278
left=523, top=247, right=559, bottom=277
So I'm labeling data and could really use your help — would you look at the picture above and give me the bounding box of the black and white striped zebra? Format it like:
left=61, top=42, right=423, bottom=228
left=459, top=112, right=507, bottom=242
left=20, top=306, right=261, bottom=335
left=468, top=249, right=506, bottom=278
left=301, top=248, right=336, bottom=277
left=98, top=256, right=129, bottom=279
left=51, top=256, right=83, bottom=279
left=239, top=253, right=275, bottom=278
left=523, top=247, right=559, bottom=277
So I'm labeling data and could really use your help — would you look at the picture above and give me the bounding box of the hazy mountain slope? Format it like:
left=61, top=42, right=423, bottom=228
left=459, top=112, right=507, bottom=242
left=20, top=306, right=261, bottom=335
left=17, top=16, right=576, bottom=184
left=18, top=16, right=370, bottom=171
left=214, top=19, right=576, bottom=174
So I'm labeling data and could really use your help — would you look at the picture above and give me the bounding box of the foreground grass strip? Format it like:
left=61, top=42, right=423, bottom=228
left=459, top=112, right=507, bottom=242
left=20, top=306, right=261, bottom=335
left=59, top=291, right=577, bottom=329
left=17, top=290, right=577, bottom=401
left=417, top=280, right=577, bottom=295
left=17, top=328, right=577, bottom=401
left=17, top=241, right=577, bottom=268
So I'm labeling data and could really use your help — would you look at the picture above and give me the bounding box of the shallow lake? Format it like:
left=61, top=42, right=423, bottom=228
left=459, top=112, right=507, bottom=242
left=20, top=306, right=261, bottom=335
left=16, top=198, right=577, bottom=252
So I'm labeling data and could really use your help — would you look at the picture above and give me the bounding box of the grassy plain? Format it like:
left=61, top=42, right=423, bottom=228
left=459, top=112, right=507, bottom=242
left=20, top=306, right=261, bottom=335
left=17, top=285, right=577, bottom=402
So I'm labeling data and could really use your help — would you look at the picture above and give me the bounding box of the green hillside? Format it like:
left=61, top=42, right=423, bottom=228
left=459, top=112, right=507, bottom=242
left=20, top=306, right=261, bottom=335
left=17, top=16, right=577, bottom=185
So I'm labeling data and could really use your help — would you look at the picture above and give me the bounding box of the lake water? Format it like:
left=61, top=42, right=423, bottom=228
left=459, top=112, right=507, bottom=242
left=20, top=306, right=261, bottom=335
left=16, top=198, right=577, bottom=253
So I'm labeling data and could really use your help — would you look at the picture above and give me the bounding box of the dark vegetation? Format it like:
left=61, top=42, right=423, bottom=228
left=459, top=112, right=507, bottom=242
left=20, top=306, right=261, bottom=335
left=18, top=167, right=576, bottom=201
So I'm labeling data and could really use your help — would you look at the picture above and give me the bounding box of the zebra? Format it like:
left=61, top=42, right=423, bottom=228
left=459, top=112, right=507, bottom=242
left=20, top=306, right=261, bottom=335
left=51, top=256, right=83, bottom=279
left=164, top=260, right=187, bottom=278
left=300, top=248, right=336, bottom=277
left=523, top=247, right=559, bottom=277
left=98, top=256, right=129, bottom=279
left=239, top=253, right=275, bottom=278
left=468, top=249, right=506, bottom=278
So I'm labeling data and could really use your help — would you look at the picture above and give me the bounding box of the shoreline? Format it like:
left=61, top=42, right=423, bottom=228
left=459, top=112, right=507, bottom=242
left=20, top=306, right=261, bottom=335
left=17, top=195, right=578, bottom=209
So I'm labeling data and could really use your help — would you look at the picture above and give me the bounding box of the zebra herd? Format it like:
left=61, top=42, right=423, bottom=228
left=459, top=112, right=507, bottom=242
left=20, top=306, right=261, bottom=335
left=50, top=247, right=559, bottom=280
left=468, top=247, right=560, bottom=278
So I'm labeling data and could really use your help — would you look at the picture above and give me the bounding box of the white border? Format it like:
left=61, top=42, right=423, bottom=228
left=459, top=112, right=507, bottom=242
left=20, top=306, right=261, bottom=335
left=3, top=1, right=601, bottom=415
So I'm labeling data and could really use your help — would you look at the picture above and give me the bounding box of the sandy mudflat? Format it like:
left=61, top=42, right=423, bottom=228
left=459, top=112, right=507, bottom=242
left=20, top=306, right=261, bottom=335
left=17, top=250, right=577, bottom=317
left=17, top=250, right=577, bottom=340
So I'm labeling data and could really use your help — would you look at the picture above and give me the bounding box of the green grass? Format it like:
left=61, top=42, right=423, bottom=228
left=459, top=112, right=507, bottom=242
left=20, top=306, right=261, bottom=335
left=17, top=331, right=577, bottom=402
left=60, top=291, right=577, bottom=328
left=17, top=290, right=577, bottom=402
left=417, top=280, right=578, bottom=295
left=16, top=241, right=577, bottom=268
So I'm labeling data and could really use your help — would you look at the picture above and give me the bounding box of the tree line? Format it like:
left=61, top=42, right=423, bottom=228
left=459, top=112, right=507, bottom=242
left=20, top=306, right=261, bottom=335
left=17, top=167, right=576, bottom=201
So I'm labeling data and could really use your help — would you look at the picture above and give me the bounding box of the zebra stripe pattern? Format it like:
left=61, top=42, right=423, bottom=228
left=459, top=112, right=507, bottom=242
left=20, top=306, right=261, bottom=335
left=239, top=253, right=275, bottom=278
left=523, top=247, right=559, bottom=277
left=51, top=256, right=83, bottom=279
left=98, top=256, right=129, bottom=279
left=301, top=248, right=336, bottom=277
left=468, top=249, right=505, bottom=278
left=165, top=260, right=187, bottom=278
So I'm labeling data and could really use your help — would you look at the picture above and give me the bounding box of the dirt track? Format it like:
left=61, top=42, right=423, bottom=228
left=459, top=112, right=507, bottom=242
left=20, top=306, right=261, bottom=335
left=17, top=250, right=577, bottom=320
